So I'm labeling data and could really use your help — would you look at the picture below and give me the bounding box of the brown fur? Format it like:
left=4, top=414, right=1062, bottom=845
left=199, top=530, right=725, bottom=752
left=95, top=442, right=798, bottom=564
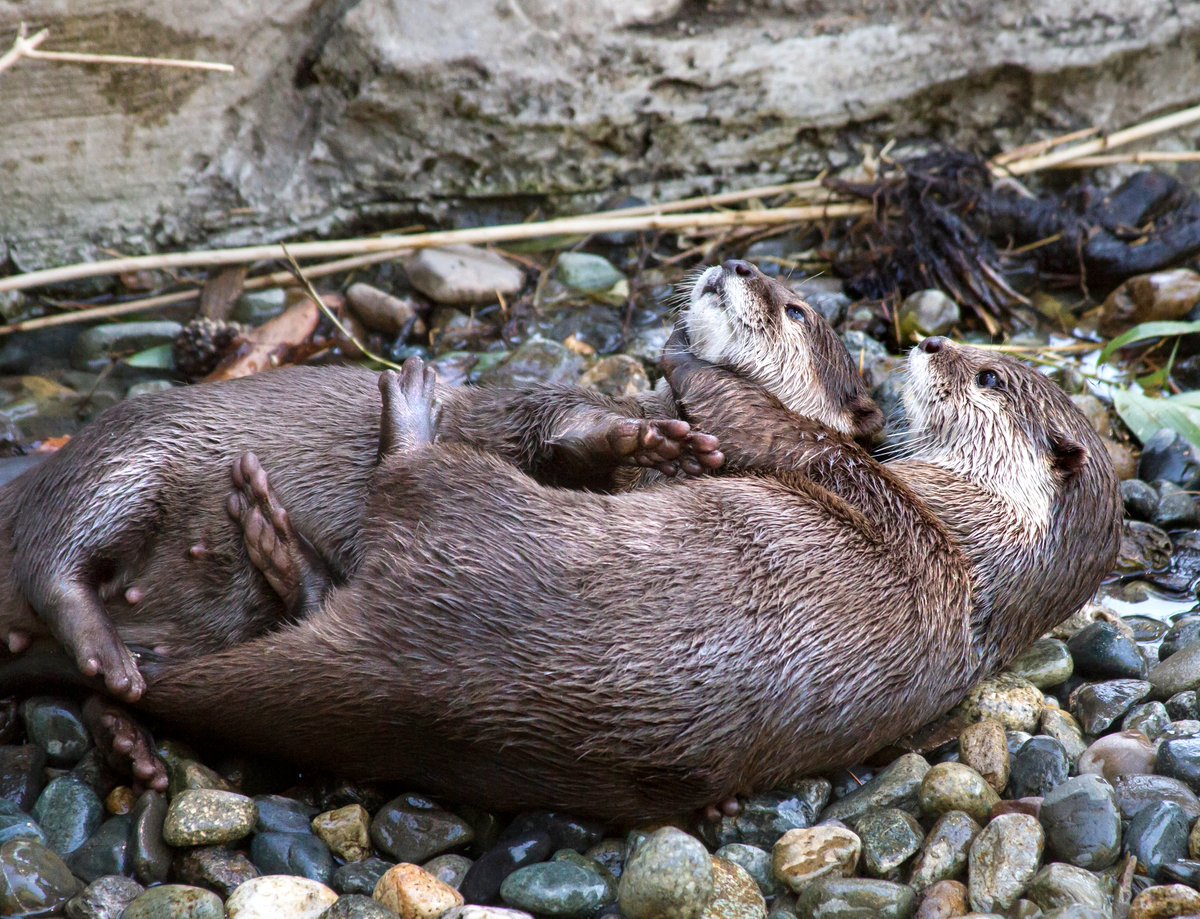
left=133, top=340, right=1119, bottom=822
left=0, top=261, right=880, bottom=699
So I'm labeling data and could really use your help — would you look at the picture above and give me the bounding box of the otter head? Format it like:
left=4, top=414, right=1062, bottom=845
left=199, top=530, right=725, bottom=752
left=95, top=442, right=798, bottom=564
left=902, top=336, right=1116, bottom=535
left=684, top=260, right=883, bottom=439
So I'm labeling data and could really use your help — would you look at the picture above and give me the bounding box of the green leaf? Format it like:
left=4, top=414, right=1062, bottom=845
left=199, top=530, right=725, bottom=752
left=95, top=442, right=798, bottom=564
left=124, top=344, right=175, bottom=370
left=1099, top=320, right=1200, bottom=364
left=1170, top=391, right=1200, bottom=408
left=1113, top=387, right=1200, bottom=451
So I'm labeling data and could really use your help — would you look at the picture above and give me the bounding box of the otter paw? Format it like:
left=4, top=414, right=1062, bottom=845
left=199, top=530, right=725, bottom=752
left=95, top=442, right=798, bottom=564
left=228, top=453, right=310, bottom=616
left=76, top=635, right=146, bottom=703
left=609, top=418, right=689, bottom=476
left=679, top=431, right=724, bottom=477
left=379, top=359, right=441, bottom=455
left=701, top=798, right=742, bottom=823
left=81, top=695, right=167, bottom=792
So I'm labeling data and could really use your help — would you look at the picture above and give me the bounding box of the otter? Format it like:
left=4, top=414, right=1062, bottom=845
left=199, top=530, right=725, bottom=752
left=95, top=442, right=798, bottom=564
left=131, top=338, right=1119, bottom=821
left=0, top=260, right=882, bottom=705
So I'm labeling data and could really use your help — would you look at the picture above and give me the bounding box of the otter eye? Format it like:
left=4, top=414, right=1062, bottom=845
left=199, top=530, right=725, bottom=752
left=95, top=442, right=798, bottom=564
left=785, top=305, right=807, bottom=323
left=975, top=369, right=1001, bottom=390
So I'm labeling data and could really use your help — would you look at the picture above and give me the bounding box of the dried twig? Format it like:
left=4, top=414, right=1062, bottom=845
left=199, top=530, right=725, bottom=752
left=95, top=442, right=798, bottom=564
left=0, top=203, right=869, bottom=294
left=998, top=102, right=1200, bottom=175
left=1046, top=151, right=1200, bottom=168
left=0, top=23, right=233, bottom=76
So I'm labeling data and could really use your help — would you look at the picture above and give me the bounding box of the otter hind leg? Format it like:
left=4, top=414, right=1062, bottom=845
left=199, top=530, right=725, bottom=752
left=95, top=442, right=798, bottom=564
left=378, top=359, right=441, bottom=458
left=227, top=453, right=332, bottom=621
left=81, top=694, right=167, bottom=792
left=38, top=582, right=145, bottom=702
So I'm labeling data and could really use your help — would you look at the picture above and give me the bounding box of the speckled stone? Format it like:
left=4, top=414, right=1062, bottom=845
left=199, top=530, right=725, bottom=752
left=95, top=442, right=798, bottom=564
left=854, top=808, right=924, bottom=878
left=1129, top=883, right=1200, bottom=919
left=163, top=789, right=257, bottom=846
left=794, top=878, right=915, bottom=919
left=958, top=721, right=1010, bottom=793
left=1025, top=863, right=1109, bottom=913
left=319, top=894, right=399, bottom=919
left=64, top=874, right=144, bottom=919
left=1008, top=639, right=1074, bottom=689
left=499, top=859, right=612, bottom=918
left=820, top=755, right=929, bottom=823
left=1039, top=708, right=1088, bottom=763
left=1123, top=702, right=1172, bottom=739
left=375, top=863, right=465, bottom=919
left=371, top=795, right=475, bottom=864
left=121, top=884, right=224, bottom=919
left=698, top=857, right=766, bottom=919
left=618, top=828, right=714, bottom=919
left=443, top=908, right=535, bottom=919
left=958, top=675, right=1044, bottom=732
left=33, top=774, right=103, bottom=857
left=967, top=814, right=1044, bottom=912
left=1040, top=775, right=1122, bottom=870
left=715, top=844, right=776, bottom=898
left=909, top=811, right=980, bottom=892
left=914, top=878, right=967, bottom=919
left=771, top=826, right=861, bottom=893
left=919, top=763, right=999, bottom=825
left=174, top=845, right=260, bottom=898
left=226, top=876, right=338, bottom=919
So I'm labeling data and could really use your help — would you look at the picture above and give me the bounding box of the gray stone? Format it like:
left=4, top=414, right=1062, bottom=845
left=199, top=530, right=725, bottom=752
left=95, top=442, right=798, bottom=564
left=1008, top=736, right=1070, bottom=799
left=1122, top=479, right=1160, bottom=521
left=618, top=827, right=713, bottom=919
left=32, top=775, right=103, bottom=857
left=0, top=799, right=45, bottom=847
left=423, top=853, right=473, bottom=889
left=1123, top=702, right=1171, bottom=740
left=704, top=783, right=830, bottom=850
left=1151, top=643, right=1200, bottom=697
left=332, top=857, right=394, bottom=895
left=968, top=814, right=1044, bottom=913
left=1008, top=639, right=1074, bottom=689
left=254, top=794, right=318, bottom=834
left=130, top=790, right=171, bottom=885
left=899, top=289, right=960, bottom=338
left=71, top=322, right=183, bottom=373
left=405, top=246, right=524, bottom=306
left=20, top=697, right=90, bottom=767
left=1039, top=709, right=1088, bottom=763
left=500, top=860, right=613, bottom=917
left=1067, top=621, right=1148, bottom=680
left=715, top=844, right=777, bottom=898
left=121, top=884, right=225, bottom=919
left=1070, top=679, right=1151, bottom=734
left=65, top=875, right=144, bottom=919
left=793, top=878, right=915, bottom=918
left=251, top=831, right=335, bottom=884
left=1025, top=863, right=1108, bottom=913
left=67, top=815, right=131, bottom=883
left=370, top=794, right=474, bottom=864
left=0, top=745, right=44, bottom=808
left=556, top=253, right=625, bottom=294
left=820, top=754, right=929, bottom=823
left=1040, top=775, right=1121, bottom=870
left=1124, top=801, right=1190, bottom=880
left=1115, top=774, right=1200, bottom=822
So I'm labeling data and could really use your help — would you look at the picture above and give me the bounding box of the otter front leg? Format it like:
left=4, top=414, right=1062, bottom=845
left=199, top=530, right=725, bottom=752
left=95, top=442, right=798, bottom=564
left=548, top=415, right=722, bottom=481
left=226, top=453, right=334, bottom=621
left=379, top=359, right=442, bottom=457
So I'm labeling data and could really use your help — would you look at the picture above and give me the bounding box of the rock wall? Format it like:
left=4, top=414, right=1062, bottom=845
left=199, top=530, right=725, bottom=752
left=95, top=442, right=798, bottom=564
left=2, top=0, right=1200, bottom=266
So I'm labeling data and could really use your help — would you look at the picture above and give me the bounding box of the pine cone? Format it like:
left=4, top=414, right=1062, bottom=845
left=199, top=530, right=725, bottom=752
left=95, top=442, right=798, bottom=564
left=172, top=318, right=246, bottom=381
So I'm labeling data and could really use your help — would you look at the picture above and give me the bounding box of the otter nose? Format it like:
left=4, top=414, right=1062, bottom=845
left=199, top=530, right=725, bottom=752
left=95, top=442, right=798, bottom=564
left=722, top=259, right=755, bottom=279
left=919, top=336, right=948, bottom=354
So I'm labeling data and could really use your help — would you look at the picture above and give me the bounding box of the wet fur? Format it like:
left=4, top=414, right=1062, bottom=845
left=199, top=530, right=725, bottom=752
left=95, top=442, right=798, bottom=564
left=134, top=342, right=1120, bottom=821
left=0, top=263, right=880, bottom=677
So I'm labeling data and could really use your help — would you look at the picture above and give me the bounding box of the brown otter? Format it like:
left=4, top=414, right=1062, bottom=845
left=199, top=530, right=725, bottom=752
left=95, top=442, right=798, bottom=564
left=130, top=338, right=1119, bottom=821
left=0, top=260, right=882, bottom=707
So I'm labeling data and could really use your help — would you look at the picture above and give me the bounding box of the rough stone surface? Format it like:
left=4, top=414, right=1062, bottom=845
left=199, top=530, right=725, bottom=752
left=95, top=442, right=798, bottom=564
left=225, top=875, right=338, bottom=919
left=618, top=827, right=713, bottom=919
left=771, top=826, right=861, bottom=893
left=6, top=4, right=1200, bottom=264
left=375, top=863, right=465, bottom=919
left=967, top=814, right=1044, bottom=913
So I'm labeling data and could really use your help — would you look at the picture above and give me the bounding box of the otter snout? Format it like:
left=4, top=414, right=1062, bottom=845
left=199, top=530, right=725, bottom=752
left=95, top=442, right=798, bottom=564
left=919, top=336, right=948, bottom=354
left=722, top=259, right=757, bottom=279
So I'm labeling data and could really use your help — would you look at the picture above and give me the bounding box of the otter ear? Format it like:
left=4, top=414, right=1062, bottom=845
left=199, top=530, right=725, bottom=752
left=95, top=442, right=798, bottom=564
left=1050, top=435, right=1087, bottom=480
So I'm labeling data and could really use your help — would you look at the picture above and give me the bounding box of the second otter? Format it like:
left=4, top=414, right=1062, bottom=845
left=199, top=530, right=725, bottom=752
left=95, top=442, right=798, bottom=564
left=134, top=339, right=1120, bottom=820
